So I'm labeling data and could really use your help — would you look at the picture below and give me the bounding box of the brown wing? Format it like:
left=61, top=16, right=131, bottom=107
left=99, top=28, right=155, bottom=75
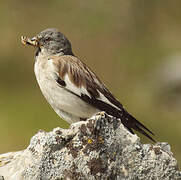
left=51, top=55, right=155, bottom=142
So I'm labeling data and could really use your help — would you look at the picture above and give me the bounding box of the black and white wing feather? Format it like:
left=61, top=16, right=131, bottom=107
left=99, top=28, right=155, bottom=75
left=51, top=55, right=155, bottom=142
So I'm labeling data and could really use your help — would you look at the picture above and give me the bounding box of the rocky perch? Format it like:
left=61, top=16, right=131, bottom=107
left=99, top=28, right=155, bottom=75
left=0, top=112, right=180, bottom=180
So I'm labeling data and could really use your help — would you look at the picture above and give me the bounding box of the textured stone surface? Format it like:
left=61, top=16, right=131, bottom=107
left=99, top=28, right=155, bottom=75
left=0, top=112, right=180, bottom=180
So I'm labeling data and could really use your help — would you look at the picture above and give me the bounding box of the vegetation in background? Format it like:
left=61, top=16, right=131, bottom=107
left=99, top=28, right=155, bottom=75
left=0, top=0, right=181, bottom=166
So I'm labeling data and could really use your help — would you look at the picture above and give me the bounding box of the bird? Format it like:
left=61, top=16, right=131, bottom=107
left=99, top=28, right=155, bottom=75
left=21, top=28, right=155, bottom=142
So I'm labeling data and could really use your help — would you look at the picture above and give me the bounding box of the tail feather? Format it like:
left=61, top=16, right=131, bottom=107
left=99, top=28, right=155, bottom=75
left=122, top=110, right=156, bottom=142
left=79, top=92, right=155, bottom=142
left=134, top=124, right=156, bottom=142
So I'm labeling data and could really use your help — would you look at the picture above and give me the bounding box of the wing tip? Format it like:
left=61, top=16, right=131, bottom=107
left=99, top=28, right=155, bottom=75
left=123, top=111, right=156, bottom=143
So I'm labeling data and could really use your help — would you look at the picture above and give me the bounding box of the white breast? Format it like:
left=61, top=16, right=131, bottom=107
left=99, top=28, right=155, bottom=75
left=34, top=56, right=99, bottom=123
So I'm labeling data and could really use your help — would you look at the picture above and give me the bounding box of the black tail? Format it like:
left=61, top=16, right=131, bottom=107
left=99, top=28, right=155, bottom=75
left=80, top=93, right=155, bottom=142
left=122, top=110, right=155, bottom=142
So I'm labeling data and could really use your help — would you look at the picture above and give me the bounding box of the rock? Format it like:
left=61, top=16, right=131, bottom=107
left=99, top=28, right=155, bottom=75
left=0, top=112, right=180, bottom=180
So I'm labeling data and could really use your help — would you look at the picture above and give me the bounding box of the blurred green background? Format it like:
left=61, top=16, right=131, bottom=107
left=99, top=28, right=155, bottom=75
left=0, top=0, right=181, bottom=167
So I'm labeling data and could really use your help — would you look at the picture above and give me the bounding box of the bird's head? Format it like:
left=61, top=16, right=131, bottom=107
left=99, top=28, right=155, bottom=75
left=21, top=28, right=74, bottom=56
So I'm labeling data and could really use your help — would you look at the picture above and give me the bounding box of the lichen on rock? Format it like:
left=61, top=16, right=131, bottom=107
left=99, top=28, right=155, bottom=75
left=0, top=112, right=180, bottom=180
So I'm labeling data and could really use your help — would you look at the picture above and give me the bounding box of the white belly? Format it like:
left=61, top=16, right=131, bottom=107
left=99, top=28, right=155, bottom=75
left=34, top=58, right=99, bottom=123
